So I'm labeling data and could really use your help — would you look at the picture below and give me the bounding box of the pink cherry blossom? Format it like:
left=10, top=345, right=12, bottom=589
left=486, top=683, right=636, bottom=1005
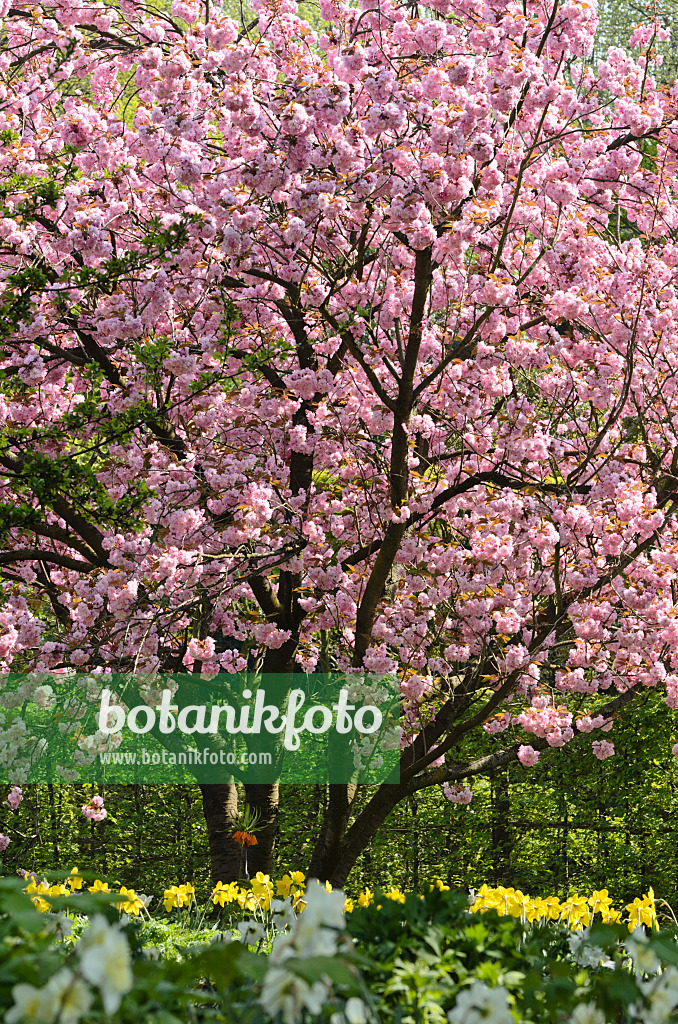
left=82, top=795, right=107, bottom=822
left=517, top=745, right=540, bottom=767
left=0, top=0, right=675, bottom=880
left=443, top=783, right=473, bottom=805
left=4, top=787, right=22, bottom=811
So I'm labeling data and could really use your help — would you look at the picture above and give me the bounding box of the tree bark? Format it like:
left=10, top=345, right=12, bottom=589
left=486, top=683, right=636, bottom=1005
left=243, top=782, right=280, bottom=876
left=490, top=766, right=512, bottom=885
left=313, top=781, right=406, bottom=886
left=199, top=782, right=241, bottom=883
left=308, top=783, right=356, bottom=879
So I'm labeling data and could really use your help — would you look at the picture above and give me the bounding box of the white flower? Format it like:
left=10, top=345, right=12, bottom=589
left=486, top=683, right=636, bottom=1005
left=270, top=880, right=347, bottom=963
left=639, top=967, right=678, bottom=1023
left=345, top=997, right=369, bottom=1024
left=290, top=879, right=345, bottom=956
left=271, top=897, right=297, bottom=932
left=237, top=920, right=265, bottom=945
left=625, top=933, right=660, bottom=976
left=259, top=881, right=354, bottom=1023
left=5, top=983, right=57, bottom=1024
left=569, top=1003, right=606, bottom=1024
left=44, top=969, right=92, bottom=1024
left=50, top=911, right=73, bottom=938
left=568, top=931, right=608, bottom=970
left=330, top=1000, right=370, bottom=1024
left=447, top=982, right=513, bottom=1024
left=77, top=914, right=133, bottom=1013
left=33, top=685, right=55, bottom=709
left=259, top=965, right=330, bottom=1024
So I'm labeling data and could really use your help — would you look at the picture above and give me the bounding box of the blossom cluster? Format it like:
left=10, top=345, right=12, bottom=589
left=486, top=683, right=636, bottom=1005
left=0, top=784, right=23, bottom=851
left=81, top=794, right=107, bottom=822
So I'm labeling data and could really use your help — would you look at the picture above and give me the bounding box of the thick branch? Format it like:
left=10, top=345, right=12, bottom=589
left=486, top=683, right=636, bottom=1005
left=0, top=549, right=94, bottom=572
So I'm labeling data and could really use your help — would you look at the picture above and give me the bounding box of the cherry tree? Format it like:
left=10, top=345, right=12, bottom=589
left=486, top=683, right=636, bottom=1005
left=1, top=0, right=678, bottom=884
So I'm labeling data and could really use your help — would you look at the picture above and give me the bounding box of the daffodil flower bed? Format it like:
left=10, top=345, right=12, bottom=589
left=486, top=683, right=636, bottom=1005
left=469, top=883, right=659, bottom=932
left=4, top=871, right=678, bottom=1024
left=1, top=874, right=372, bottom=1024
left=22, top=867, right=660, bottom=936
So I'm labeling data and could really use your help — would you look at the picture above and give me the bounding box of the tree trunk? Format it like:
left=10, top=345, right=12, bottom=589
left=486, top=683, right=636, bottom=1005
left=490, top=766, right=512, bottom=885
left=243, top=782, right=279, bottom=876
left=200, top=783, right=241, bottom=883
left=308, top=783, right=356, bottom=879
left=311, top=781, right=405, bottom=886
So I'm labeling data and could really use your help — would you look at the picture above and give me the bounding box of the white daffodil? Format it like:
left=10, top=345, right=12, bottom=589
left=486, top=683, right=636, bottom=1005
left=271, top=897, right=297, bottom=932
left=77, top=914, right=133, bottom=1013
left=569, top=1003, right=606, bottom=1024
left=345, top=996, right=369, bottom=1024
left=44, top=969, right=92, bottom=1024
left=237, top=920, right=265, bottom=945
left=639, top=967, right=678, bottom=1024
left=291, top=880, right=345, bottom=957
left=259, top=965, right=331, bottom=1024
left=5, top=983, right=57, bottom=1024
left=625, top=932, right=661, bottom=977
left=447, top=981, right=514, bottom=1024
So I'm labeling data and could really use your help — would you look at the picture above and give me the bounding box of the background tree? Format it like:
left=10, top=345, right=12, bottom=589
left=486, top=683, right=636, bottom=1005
left=2, top=0, right=678, bottom=884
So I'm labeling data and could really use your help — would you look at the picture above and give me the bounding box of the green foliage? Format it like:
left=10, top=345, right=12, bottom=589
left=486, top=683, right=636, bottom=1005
left=0, top=876, right=366, bottom=1024
left=136, top=918, right=235, bottom=962
left=346, top=887, right=671, bottom=1024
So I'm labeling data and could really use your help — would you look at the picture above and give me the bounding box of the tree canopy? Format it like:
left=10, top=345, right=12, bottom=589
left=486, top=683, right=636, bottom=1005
left=1, top=0, right=678, bottom=882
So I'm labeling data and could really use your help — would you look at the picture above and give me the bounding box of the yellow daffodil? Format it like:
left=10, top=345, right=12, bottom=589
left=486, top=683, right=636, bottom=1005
left=164, top=882, right=195, bottom=911
left=384, top=886, right=406, bottom=904
left=212, top=881, right=240, bottom=906
left=626, top=890, right=658, bottom=932
left=290, top=887, right=305, bottom=910
left=560, top=895, right=591, bottom=930
left=116, top=886, right=145, bottom=916
left=236, top=888, right=258, bottom=913
left=525, top=897, right=550, bottom=922
left=505, top=890, right=530, bottom=919
left=357, top=888, right=374, bottom=908
left=67, top=867, right=84, bottom=891
left=88, top=879, right=110, bottom=894
left=178, top=882, right=195, bottom=905
left=541, top=896, right=562, bottom=921
left=470, top=884, right=501, bottom=913
left=494, top=886, right=516, bottom=917
left=251, top=872, right=273, bottom=909
left=589, top=889, right=613, bottom=916
left=276, top=874, right=294, bottom=899
left=25, top=879, right=51, bottom=912
left=163, top=885, right=181, bottom=912
left=47, top=883, right=70, bottom=899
